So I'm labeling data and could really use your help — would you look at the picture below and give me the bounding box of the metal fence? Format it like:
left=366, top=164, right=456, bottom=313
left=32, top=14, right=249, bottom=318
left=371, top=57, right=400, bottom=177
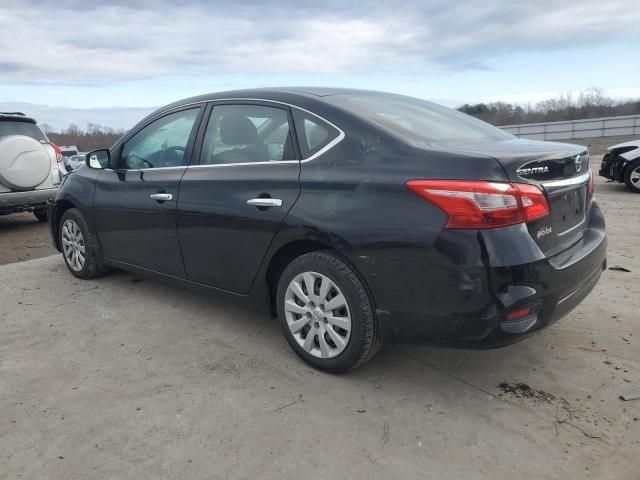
left=500, top=115, right=640, bottom=141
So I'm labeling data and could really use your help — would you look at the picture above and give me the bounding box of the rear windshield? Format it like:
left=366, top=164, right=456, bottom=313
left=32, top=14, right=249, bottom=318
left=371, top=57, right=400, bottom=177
left=326, top=93, right=513, bottom=144
left=61, top=150, right=78, bottom=157
left=0, top=121, right=47, bottom=142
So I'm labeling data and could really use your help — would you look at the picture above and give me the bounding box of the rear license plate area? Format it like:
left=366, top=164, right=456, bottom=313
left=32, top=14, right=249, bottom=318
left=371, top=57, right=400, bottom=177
left=550, top=186, right=586, bottom=235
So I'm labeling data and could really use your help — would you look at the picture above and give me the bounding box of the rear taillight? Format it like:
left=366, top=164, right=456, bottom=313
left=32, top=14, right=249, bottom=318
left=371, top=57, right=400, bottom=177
left=588, top=168, right=594, bottom=196
left=50, top=143, right=63, bottom=162
left=406, top=180, right=550, bottom=229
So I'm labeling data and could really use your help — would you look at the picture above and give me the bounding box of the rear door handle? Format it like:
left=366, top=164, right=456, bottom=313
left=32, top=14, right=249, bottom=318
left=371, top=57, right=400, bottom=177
left=149, top=193, right=173, bottom=201
left=247, top=198, right=283, bottom=208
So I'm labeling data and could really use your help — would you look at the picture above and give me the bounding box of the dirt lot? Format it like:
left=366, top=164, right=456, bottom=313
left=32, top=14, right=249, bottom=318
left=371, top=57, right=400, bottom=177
left=0, top=173, right=639, bottom=479
left=0, top=212, right=56, bottom=266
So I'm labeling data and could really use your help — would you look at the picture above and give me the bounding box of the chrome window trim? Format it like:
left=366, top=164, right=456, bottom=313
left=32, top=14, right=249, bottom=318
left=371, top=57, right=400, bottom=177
left=189, top=160, right=299, bottom=169
left=541, top=171, right=590, bottom=189
left=114, top=97, right=346, bottom=170
left=104, top=166, right=187, bottom=173
left=190, top=97, right=346, bottom=168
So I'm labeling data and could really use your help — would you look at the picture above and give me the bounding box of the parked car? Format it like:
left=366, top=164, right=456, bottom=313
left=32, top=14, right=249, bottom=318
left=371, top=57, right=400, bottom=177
left=599, top=139, right=640, bottom=192
left=0, top=112, right=62, bottom=221
left=59, top=145, right=79, bottom=158
left=48, top=88, right=607, bottom=372
left=61, top=154, right=86, bottom=173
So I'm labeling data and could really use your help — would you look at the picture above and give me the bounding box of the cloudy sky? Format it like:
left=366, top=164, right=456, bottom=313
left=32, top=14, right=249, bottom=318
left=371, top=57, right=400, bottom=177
left=1, top=0, right=639, bottom=130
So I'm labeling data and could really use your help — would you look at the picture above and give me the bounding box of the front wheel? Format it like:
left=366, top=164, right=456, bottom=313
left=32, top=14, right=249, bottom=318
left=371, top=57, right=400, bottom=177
left=59, top=208, right=107, bottom=279
left=624, top=160, right=640, bottom=193
left=276, top=251, right=382, bottom=373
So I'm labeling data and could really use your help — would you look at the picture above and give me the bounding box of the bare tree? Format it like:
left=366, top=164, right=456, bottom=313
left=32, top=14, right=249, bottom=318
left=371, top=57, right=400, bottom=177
left=459, top=88, right=640, bottom=125
left=47, top=124, right=126, bottom=151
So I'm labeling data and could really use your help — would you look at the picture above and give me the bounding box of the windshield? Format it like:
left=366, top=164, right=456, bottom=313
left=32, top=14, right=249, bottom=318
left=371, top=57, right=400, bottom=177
left=327, top=93, right=513, bottom=144
left=0, top=121, right=47, bottom=142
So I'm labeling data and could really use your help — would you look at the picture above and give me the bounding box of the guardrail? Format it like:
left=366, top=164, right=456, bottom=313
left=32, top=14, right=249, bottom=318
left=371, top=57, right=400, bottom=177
left=500, top=115, right=640, bottom=141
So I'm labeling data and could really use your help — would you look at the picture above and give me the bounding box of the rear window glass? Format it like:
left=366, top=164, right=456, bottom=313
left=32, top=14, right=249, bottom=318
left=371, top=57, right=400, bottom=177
left=326, top=93, right=513, bottom=144
left=292, top=109, right=339, bottom=159
left=0, top=121, right=47, bottom=142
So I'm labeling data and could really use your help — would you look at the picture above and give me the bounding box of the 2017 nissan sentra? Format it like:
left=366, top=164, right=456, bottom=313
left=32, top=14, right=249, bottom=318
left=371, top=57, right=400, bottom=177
left=48, top=88, right=607, bottom=372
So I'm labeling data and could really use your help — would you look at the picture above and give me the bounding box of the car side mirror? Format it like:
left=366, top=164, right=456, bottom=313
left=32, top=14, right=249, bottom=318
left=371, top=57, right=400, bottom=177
left=86, top=149, right=110, bottom=169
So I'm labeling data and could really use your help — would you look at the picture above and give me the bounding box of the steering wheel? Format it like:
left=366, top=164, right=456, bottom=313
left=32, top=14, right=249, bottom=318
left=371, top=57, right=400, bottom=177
left=157, top=146, right=186, bottom=167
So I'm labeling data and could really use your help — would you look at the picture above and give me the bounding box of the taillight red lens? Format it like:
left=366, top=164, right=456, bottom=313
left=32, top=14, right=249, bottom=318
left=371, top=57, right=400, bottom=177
left=516, top=183, right=551, bottom=222
left=406, top=180, right=550, bottom=229
left=50, top=143, right=63, bottom=162
left=588, top=168, right=594, bottom=196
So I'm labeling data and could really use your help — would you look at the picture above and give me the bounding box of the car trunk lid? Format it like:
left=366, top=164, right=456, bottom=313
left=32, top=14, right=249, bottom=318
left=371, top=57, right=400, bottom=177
left=431, top=138, right=591, bottom=255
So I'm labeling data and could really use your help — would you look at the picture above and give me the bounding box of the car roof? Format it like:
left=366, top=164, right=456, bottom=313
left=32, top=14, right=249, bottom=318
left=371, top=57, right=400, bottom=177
left=181, top=86, right=366, bottom=101
left=0, top=112, right=37, bottom=124
left=155, top=87, right=389, bottom=114
left=138, top=87, right=393, bottom=133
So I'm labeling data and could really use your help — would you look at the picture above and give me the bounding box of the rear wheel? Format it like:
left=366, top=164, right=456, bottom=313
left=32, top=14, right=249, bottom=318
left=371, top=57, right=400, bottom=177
left=624, top=160, right=640, bottom=193
left=276, top=251, right=382, bottom=373
left=59, top=208, right=106, bottom=279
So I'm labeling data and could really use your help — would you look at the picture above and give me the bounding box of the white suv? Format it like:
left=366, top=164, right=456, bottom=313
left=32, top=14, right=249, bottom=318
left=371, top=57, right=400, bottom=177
left=0, top=112, right=63, bottom=221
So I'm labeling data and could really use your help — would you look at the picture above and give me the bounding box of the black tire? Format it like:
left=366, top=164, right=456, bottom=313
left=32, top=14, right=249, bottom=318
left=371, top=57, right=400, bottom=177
left=33, top=208, right=47, bottom=222
left=276, top=251, right=382, bottom=373
left=59, top=208, right=107, bottom=279
left=624, top=160, right=640, bottom=193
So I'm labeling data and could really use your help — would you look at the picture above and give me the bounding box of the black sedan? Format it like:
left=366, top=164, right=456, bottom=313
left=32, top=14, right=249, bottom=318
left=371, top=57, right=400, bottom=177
left=48, top=88, right=607, bottom=372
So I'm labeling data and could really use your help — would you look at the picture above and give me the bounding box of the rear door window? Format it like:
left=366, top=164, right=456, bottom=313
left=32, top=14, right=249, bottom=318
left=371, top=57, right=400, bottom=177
left=0, top=121, right=47, bottom=142
left=291, top=110, right=339, bottom=159
left=200, top=104, right=296, bottom=165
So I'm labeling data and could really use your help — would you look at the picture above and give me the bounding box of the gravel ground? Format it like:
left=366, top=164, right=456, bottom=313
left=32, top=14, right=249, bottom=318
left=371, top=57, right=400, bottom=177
left=0, top=212, right=56, bottom=266
left=0, top=172, right=638, bottom=479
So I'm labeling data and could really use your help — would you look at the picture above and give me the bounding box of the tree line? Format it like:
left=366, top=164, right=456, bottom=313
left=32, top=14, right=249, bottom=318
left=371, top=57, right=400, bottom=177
left=458, top=88, right=640, bottom=126
left=41, top=123, right=126, bottom=152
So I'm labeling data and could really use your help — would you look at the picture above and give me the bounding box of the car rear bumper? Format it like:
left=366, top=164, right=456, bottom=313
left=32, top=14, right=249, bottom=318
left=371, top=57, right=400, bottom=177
left=362, top=202, right=607, bottom=346
left=0, top=188, right=57, bottom=214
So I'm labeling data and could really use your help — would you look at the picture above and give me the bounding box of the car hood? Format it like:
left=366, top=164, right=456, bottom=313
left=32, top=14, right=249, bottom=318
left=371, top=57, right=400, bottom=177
left=607, top=139, right=640, bottom=151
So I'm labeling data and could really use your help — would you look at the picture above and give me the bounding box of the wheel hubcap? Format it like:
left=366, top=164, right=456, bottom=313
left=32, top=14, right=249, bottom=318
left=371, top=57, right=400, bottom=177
left=630, top=167, right=640, bottom=185
left=61, top=219, right=86, bottom=271
left=284, top=271, right=351, bottom=359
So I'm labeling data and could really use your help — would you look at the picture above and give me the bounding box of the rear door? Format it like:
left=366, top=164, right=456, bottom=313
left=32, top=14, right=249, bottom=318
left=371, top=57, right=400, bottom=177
left=176, top=101, right=300, bottom=294
left=93, top=106, right=204, bottom=277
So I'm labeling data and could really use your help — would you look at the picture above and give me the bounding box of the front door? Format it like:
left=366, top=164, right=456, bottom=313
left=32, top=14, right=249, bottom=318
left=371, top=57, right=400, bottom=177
left=93, top=106, right=203, bottom=277
left=177, top=102, right=300, bottom=293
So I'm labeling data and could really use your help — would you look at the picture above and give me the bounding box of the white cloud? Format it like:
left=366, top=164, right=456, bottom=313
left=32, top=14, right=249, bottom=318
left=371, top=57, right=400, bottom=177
left=1, top=0, right=638, bottom=84
left=0, top=101, right=155, bottom=131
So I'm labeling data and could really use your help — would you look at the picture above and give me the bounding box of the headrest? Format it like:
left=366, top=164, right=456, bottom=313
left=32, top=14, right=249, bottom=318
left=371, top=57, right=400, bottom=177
left=220, top=114, right=258, bottom=146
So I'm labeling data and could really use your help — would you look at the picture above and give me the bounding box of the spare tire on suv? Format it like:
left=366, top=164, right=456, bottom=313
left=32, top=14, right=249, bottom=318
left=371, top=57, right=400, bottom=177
left=0, top=135, right=52, bottom=190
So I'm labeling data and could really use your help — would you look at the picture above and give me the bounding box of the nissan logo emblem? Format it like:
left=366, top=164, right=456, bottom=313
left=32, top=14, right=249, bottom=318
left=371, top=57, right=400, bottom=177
left=574, top=154, right=582, bottom=173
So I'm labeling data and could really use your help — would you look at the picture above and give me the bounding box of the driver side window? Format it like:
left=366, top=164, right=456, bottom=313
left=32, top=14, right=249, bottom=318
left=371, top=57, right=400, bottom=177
left=120, top=108, right=199, bottom=169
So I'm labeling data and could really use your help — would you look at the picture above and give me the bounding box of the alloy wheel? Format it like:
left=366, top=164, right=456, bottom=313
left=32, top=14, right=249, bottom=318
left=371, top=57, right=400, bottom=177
left=630, top=166, right=640, bottom=189
left=61, top=219, right=86, bottom=271
left=284, top=271, right=351, bottom=359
